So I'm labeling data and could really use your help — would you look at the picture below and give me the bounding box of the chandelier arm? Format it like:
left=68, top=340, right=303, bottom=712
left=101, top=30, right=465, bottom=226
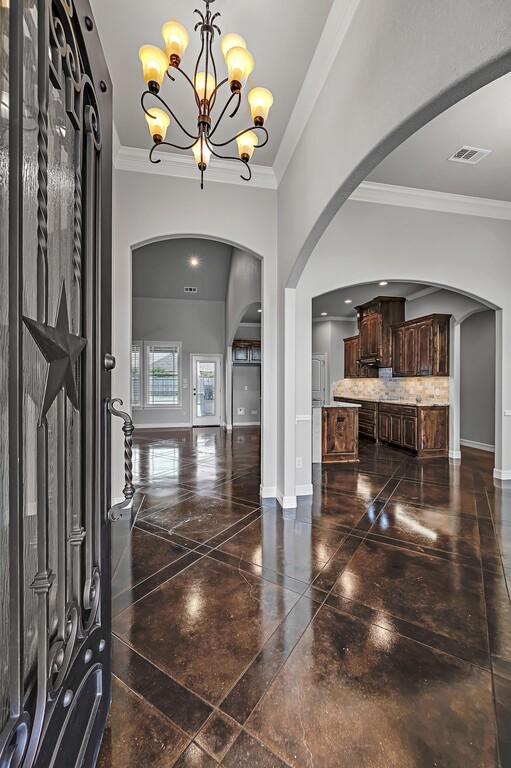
left=149, top=138, right=199, bottom=164
left=209, top=125, right=269, bottom=149
left=193, top=31, right=206, bottom=91
left=172, top=66, right=201, bottom=109
left=141, top=90, right=198, bottom=140
left=205, top=138, right=252, bottom=182
left=207, top=77, right=228, bottom=109
left=208, top=90, right=239, bottom=138
left=208, top=33, right=219, bottom=110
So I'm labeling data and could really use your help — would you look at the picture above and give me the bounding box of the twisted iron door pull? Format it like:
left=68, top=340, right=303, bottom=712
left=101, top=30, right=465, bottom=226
left=107, top=398, right=135, bottom=521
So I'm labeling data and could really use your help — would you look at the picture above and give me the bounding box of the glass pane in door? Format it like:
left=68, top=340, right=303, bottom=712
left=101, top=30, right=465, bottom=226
left=196, top=361, right=216, bottom=418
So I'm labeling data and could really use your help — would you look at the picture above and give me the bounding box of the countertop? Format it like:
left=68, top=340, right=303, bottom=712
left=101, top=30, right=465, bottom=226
left=334, top=397, right=448, bottom=408
left=314, top=402, right=361, bottom=409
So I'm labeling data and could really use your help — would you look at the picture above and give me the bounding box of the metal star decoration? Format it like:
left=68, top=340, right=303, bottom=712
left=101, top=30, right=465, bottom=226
left=23, top=282, right=87, bottom=424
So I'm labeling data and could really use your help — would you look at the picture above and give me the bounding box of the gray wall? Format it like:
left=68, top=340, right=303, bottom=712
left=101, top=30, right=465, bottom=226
left=234, top=324, right=261, bottom=341
left=226, top=249, right=261, bottom=346
left=460, top=310, right=496, bottom=448
left=133, top=297, right=225, bottom=426
left=233, top=365, right=261, bottom=425
left=312, top=319, right=357, bottom=398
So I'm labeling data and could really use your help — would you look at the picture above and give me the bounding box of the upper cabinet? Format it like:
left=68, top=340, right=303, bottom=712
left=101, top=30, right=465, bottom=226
left=343, top=335, right=378, bottom=378
left=392, top=314, right=450, bottom=377
left=233, top=340, right=261, bottom=363
left=356, top=297, right=405, bottom=367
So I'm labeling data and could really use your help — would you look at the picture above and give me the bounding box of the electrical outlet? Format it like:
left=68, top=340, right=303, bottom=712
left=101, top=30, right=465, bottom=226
left=237, top=407, right=245, bottom=415
left=296, top=456, right=303, bottom=469
left=505, top=410, right=511, bottom=417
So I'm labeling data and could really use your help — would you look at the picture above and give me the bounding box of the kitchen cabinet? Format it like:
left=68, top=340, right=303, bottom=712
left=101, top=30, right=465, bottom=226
left=322, top=406, right=359, bottom=463
left=355, top=297, right=405, bottom=367
left=392, top=314, right=450, bottom=377
left=378, top=402, right=448, bottom=458
left=336, top=397, right=378, bottom=440
left=343, top=336, right=378, bottom=379
left=233, top=340, right=261, bottom=363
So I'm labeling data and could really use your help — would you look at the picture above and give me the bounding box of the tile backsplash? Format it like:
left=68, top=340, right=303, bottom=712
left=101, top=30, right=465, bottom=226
left=333, top=375, right=449, bottom=404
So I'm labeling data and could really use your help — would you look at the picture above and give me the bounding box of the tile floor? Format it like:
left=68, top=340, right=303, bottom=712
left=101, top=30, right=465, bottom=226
left=99, top=427, right=511, bottom=767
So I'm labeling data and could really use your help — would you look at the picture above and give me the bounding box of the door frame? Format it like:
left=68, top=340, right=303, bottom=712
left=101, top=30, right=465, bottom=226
left=190, top=354, right=224, bottom=427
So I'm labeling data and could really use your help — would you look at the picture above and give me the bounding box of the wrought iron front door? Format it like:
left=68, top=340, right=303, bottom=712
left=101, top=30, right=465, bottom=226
left=0, top=1, right=114, bottom=765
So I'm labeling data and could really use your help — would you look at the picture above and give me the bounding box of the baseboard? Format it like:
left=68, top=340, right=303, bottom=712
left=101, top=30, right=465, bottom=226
left=448, top=450, right=462, bottom=460
left=494, top=468, right=511, bottom=481
left=232, top=421, right=261, bottom=426
left=260, top=485, right=277, bottom=498
left=133, top=422, right=192, bottom=429
left=460, top=439, right=495, bottom=453
left=277, top=492, right=297, bottom=509
left=296, top=483, right=313, bottom=496
left=225, top=424, right=233, bottom=431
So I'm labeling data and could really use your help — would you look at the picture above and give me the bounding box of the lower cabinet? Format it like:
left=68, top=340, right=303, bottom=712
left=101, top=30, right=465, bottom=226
left=378, top=403, right=448, bottom=458
left=322, top=407, right=359, bottom=463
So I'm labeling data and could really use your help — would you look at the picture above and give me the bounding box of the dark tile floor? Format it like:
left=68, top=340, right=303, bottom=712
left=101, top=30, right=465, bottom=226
left=99, top=428, right=511, bottom=767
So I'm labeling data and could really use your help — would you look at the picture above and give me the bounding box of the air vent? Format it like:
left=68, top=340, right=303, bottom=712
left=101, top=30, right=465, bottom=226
left=184, top=286, right=198, bottom=294
left=448, top=146, right=492, bottom=165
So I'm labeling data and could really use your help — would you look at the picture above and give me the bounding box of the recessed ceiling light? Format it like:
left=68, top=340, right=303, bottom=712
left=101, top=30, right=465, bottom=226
left=189, top=256, right=199, bottom=267
left=258, top=308, right=262, bottom=313
left=344, top=299, right=352, bottom=304
left=321, top=312, right=327, bottom=316
left=379, top=281, right=388, bottom=286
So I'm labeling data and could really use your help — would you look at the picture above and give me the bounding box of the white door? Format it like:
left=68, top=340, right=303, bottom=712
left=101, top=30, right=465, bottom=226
left=191, top=355, right=223, bottom=426
left=312, top=353, right=327, bottom=405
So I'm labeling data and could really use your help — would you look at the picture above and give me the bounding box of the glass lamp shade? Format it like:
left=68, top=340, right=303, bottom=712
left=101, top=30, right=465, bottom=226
left=161, top=20, right=189, bottom=64
left=225, top=46, right=254, bottom=91
left=139, top=45, right=168, bottom=91
left=144, top=108, right=170, bottom=142
left=248, top=87, right=273, bottom=126
left=191, top=137, right=212, bottom=169
left=236, top=130, right=258, bottom=162
left=195, top=71, right=216, bottom=102
left=220, top=33, right=247, bottom=61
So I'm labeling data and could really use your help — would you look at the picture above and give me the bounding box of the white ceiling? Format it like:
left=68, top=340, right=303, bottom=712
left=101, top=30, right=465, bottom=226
left=369, top=72, right=511, bottom=201
left=312, top=282, right=430, bottom=319
left=90, top=0, right=333, bottom=166
left=133, top=238, right=233, bottom=300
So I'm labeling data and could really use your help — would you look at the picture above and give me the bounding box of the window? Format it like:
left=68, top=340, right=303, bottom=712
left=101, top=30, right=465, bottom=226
left=131, top=343, right=141, bottom=406
left=131, top=341, right=181, bottom=408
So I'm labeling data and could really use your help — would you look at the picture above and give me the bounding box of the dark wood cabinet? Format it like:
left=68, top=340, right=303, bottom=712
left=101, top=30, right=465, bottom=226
left=378, top=402, right=448, bottom=457
left=355, top=297, right=405, bottom=367
left=322, top=407, right=359, bottom=463
left=233, top=340, right=261, bottom=363
left=343, top=335, right=378, bottom=379
left=336, top=397, right=378, bottom=439
left=392, top=314, right=450, bottom=377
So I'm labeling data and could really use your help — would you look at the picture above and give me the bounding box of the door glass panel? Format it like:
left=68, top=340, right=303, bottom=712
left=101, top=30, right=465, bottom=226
left=196, top=361, right=216, bottom=418
left=0, top=0, right=9, bottom=730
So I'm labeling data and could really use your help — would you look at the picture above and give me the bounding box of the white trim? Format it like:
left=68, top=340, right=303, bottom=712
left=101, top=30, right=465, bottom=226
left=278, top=493, right=298, bottom=509
left=406, top=286, right=441, bottom=302
left=273, top=0, right=361, bottom=183
left=295, top=414, right=312, bottom=422
left=233, top=421, right=261, bottom=426
left=133, top=422, right=192, bottom=429
left=460, top=438, right=495, bottom=453
left=238, top=322, right=262, bottom=328
left=260, top=485, right=277, bottom=499
left=312, top=315, right=354, bottom=322
left=191, top=354, right=223, bottom=427
left=494, top=469, right=511, bottom=481
left=115, top=144, right=277, bottom=190
left=225, top=424, right=233, bottom=432
left=296, top=483, right=314, bottom=496
left=448, top=450, right=462, bottom=460
left=351, top=181, right=511, bottom=221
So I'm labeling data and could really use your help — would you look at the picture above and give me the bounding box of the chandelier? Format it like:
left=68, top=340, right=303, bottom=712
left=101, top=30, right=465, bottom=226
left=138, top=0, right=273, bottom=188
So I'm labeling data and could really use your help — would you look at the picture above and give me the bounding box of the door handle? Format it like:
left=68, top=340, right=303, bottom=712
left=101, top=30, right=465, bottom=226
left=107, top=398, right=135, bottom=521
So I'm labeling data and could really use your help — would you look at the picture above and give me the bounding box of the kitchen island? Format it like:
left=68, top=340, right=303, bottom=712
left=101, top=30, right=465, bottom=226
left=313, top=402, right=361, bottom=464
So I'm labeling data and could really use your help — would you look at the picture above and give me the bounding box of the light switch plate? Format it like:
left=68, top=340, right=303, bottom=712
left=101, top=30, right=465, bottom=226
left=505, top=410, right=511, bottom=416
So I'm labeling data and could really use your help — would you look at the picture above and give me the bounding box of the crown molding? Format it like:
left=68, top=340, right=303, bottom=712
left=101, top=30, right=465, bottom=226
left=114, top=144, right=277, bottom=190
left=351, top=181, right=511, bottom=221
left=273, top=0, right=361, bottom=184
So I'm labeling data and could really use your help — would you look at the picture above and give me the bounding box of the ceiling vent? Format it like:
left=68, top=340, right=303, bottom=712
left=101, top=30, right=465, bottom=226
left=448, top=146, right=492, bottom=165
left=184, top=286, right=198, bottom=294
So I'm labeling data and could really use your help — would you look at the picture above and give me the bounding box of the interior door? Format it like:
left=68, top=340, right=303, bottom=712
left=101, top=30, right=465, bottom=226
left=0, top=2, right=115, bottom=766
left=312, top=353, right=327, bottom=404
left=192, top=355, right=222, bottom=426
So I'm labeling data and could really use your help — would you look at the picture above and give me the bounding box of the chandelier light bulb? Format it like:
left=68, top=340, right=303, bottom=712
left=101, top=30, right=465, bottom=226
left=161, top=20, right=189, bottom=66
left=191, top=137, right=212, bottom=170
left=195, top=71, right=216, bottom=103
left=226, top=46, right=254, bottom=92
left=248, top=87, right=273, bottom=126
left=138, top=45, right=168, bottom=93
left=236, top=131, right=258, bottom=162
left=221, top=33, right=247, bottom=61
left=144, top=108, right=171, bottom=143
